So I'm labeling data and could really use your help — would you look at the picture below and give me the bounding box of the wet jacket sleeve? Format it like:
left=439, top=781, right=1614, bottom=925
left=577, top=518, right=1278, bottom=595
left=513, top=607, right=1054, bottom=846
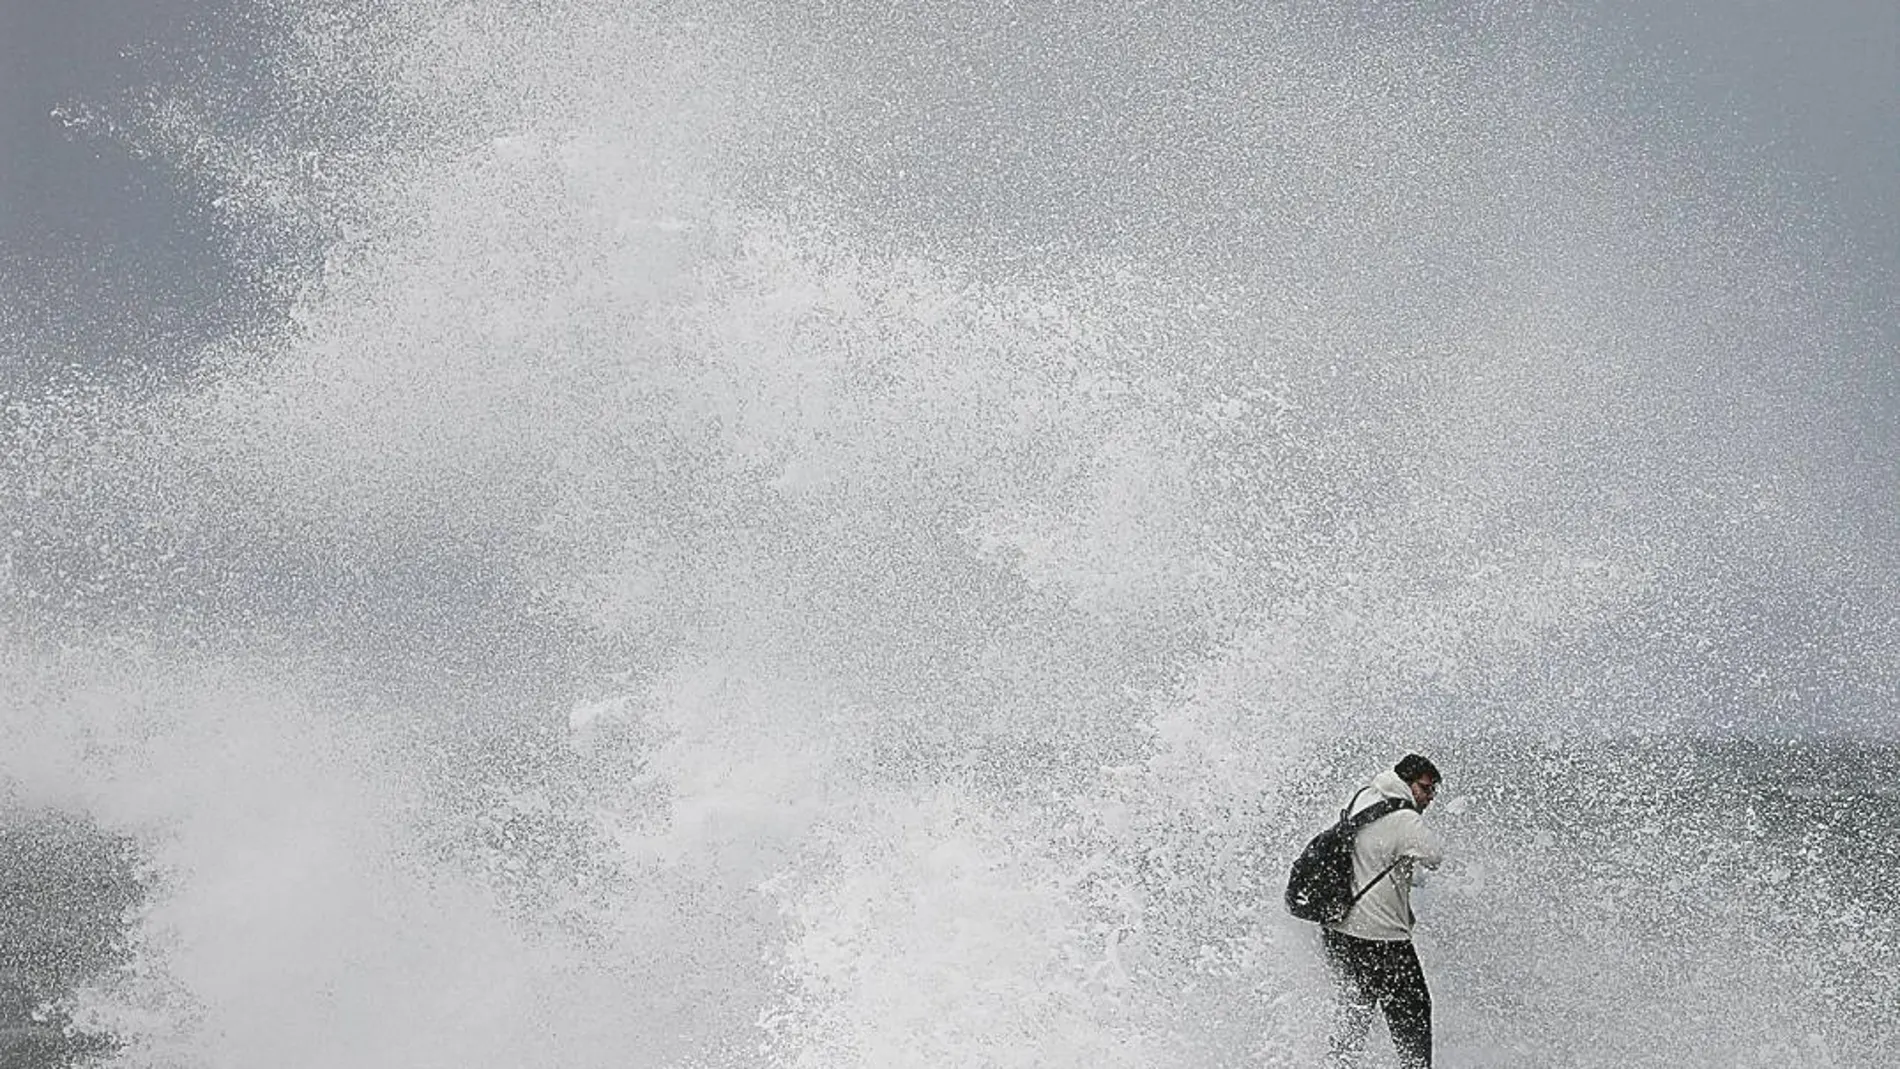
left=1396, top=811, right=1446, bottom=869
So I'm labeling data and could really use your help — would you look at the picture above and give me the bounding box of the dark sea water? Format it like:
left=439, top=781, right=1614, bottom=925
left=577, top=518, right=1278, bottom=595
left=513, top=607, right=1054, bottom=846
left=1417, top=734, right=1900, bottom=1067
left=6, top=734, right=1895, bottom=1067
left=0, top=808, right=138, bottom=1068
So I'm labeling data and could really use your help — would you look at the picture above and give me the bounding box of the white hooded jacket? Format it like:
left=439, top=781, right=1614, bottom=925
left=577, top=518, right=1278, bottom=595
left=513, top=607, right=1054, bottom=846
left=1326, top=769, right=1446, bottom=942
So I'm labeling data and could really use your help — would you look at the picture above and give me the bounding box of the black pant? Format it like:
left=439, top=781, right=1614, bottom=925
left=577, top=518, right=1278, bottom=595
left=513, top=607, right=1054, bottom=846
left=1321, top=929, right=1432, bottom=1069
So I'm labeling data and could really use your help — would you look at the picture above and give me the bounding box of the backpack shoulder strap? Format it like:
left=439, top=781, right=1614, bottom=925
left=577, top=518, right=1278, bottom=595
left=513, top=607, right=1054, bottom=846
left=1346, top=796, right=1413, bottom=828
left=1337, top=786, right=1372, bottom=823
left=1342, top=797, right=1419, bottom=912
left=1348, top=859, right=1405, bottom=908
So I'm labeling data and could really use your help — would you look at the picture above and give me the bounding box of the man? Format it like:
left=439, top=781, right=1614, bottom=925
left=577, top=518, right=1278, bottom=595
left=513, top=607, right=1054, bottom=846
left=1322, top=754, right=1446, bottom=1069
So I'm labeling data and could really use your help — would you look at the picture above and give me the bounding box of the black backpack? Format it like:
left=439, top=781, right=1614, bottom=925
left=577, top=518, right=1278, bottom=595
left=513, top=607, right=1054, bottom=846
left=1284, top=789, right=1415, bottom=924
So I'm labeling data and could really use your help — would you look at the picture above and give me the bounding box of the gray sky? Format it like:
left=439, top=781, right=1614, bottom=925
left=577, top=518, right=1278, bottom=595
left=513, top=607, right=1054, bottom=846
left=1634, top=0, right=1898, bottom=250
left=1, top=0, right=258, bottom=390
left=1, top=1, right=1894, bottom=738
left=4, top=1, right=1894, bottom=384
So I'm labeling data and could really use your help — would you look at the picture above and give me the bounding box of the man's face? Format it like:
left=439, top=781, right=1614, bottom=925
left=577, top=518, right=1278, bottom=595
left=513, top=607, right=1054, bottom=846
left=1409, top=775, right=1438, bottom=810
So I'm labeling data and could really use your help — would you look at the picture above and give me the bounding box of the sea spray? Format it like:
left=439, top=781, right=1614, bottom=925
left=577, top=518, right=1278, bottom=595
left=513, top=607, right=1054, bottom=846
left=1, top=1, right=1892, bottom=1066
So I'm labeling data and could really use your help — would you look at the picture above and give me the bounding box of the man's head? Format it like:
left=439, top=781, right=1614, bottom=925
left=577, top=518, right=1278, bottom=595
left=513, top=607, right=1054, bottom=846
left=1394, top=753, right=1441, bottom=810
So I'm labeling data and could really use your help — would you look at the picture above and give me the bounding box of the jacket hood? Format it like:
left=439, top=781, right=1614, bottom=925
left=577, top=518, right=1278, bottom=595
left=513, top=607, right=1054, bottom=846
left=1370, top=768, right=1415, bottom=804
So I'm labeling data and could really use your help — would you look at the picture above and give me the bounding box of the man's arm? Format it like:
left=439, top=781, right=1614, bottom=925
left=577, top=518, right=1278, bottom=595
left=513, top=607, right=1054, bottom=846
left=1396, top=811, right=1446, bottom=869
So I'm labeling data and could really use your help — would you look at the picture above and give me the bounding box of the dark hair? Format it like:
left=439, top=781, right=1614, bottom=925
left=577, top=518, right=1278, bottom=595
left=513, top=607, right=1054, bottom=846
left=1394, top=753, right=1441, bottom=785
